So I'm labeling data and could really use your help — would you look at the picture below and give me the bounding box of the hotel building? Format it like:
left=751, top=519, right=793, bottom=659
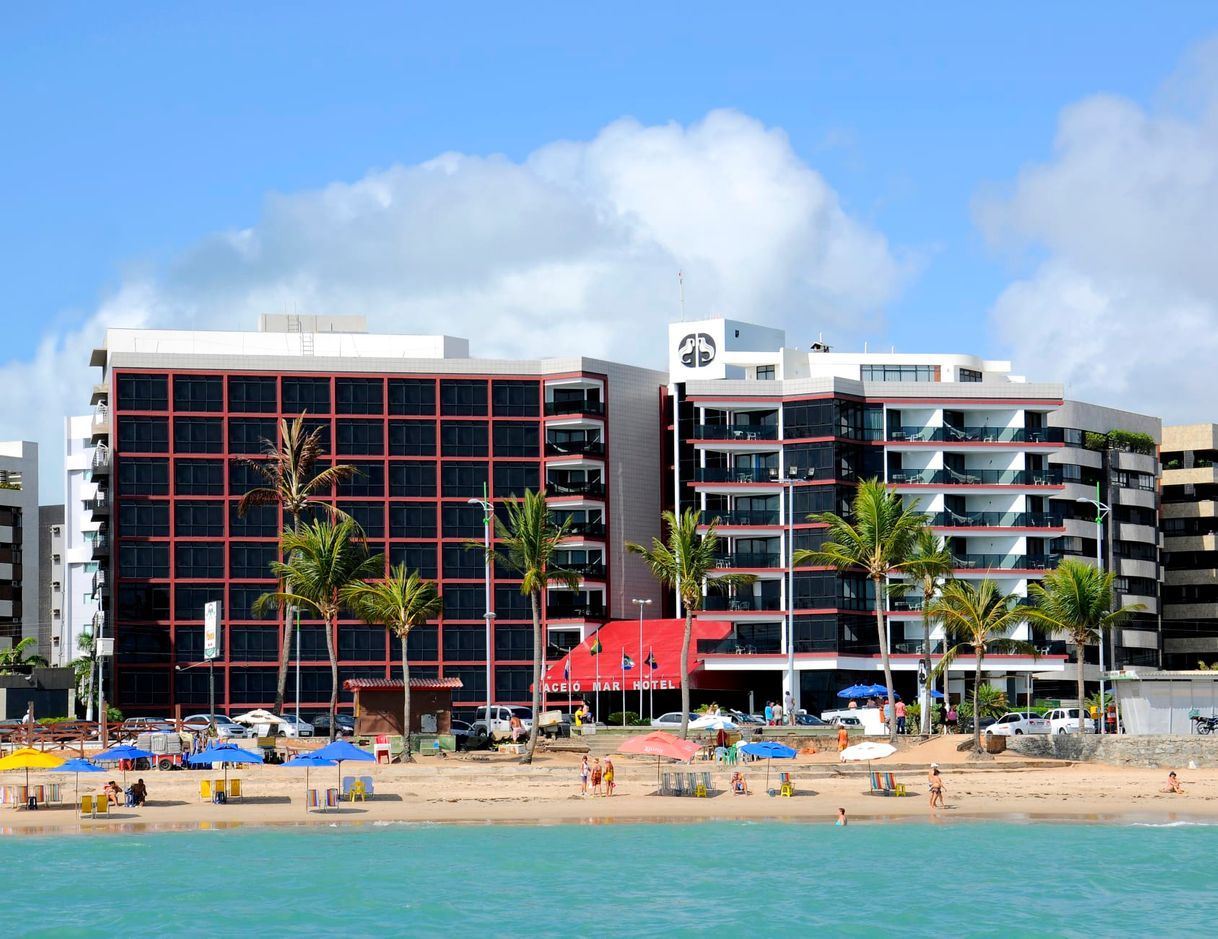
left=0, top=442, right=41, bottom=655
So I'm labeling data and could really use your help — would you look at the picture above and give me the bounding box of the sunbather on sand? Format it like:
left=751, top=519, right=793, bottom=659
left=1161, top=771, right=1185, bottom=794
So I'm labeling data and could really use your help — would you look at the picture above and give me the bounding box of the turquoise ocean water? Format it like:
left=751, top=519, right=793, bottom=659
left=5, top=819, right=1216, bottom=936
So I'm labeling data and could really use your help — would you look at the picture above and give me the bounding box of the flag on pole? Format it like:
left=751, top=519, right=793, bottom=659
left=646, top=648, right=658, bottom=670
left=589, top=637, right=602, bottom=655
left=622, top=652, right=635, bottom=671
left=563, top=658, right=570, bottom=680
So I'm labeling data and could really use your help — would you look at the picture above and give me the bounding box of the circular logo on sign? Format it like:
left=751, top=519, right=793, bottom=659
left=678, top=332, right=717, bottom=368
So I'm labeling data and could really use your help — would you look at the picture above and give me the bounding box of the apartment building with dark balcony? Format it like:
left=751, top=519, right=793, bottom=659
left=88, top=316, right=664, bottom=717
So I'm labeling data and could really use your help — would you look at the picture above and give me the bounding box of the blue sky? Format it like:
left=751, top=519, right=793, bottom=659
left=5, top=3, right=1218, bottom=491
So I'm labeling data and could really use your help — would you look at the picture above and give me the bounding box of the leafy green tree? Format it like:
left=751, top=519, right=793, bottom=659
left=927, top=579, right=1036, bottom=751
left=794, top=479, right=925, bottom=745
left=233, top=414, right=358, bottom=713
left=0, top=636, right=49, bottom=673
left=628, top=509, right=755, bottom=739
left=902, top=529, right=955, bottom=733
left=478, top=490, right=579, bottom=763
left=1027, top=559, right=1139, bottom=732
left=254, top=518, right=383, bottom=739
left=344, top=566, right=442, bottom=759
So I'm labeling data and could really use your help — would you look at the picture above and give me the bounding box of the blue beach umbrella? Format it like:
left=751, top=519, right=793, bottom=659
left=187, top=743, right=265, bottom=792
left=281, top=752, right=338, bottom=809
left=52, top=757, right=105, bottom=803
left=311, top=739, right=376, bottom=793
left=740, top=740, right=797, bottom=790
left=930, top=689, right=944, bottom=699
left=836, top=684, right=875, bottom=699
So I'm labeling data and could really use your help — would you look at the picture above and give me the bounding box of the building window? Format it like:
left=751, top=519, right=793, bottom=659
left=336, top=420, right=385, bottom=455
left=755, top=365, right=775, bottom=381
left=228, top=376, right=277, bottom=413
left=336, top=462, right=385, bottom=497
left=174, top=502, right=225, bottom=537
left=175, top=460, right=225, bottom=495
left=339, top=626, right=386, bottom=660
left=229, top=461, right=267, bottom=497
left=301, top=418, right=330, bottom=449
left=174, top=585, right=224, bottom=620
left=230, top=627, right=280, bottom=662
left=117, top=417, right=169, bottom=453
left=442, top=544, right=484, bottom=580
left=440, top=504, right=484, bottom=539
left=389, top=462, right=436, bottom=497
left=229, top=583, right=275, bottom=620
left=120, top=501, right=170, bottom=537
left=282, top=378, right=330, bottom=414
left=229, top=543, right=278, bottom=579
left=116, top=374, right=168, bottom=411
left=860, top=365, right=938, bottom=382
left=388, top=543, right=437, bottom=579
left=175, top=543, right=225, bottom=579
left=440, top=586, right=484, bottom=619
left=440, top=380, right=488, bottom=416
left=229, top=418, right=277, bottom=454
left=335, top=378, right=384, bottom=414
left=173, top=375, right=224, bottom=412
left=229, top=669, right=278, bottom=705
left=229, top=501, right=279, bottom=538
left=493, top=423, right=539, bottom=458
left=443, top=626, right=486, bottom=661
left=173, top=418, right=223, bottom=453
left=493, top=463, right=539, bottom=498
left=441, top=463, right=488, bottom=498
left=958, top=368, right=983, bottom=382
left=118, top=584, right=170, bottom=620
left=340, top=502, right=385, bottom=538
left=388, top=379, right=436, bottom=415
left=492, top=381, right=540, bottom=417
left=441, top=422, right=489, bottom=457
left=388, top=421, right=436, bottom=456
left=446, top=667, right=487, bottom=703
left=495, top=666, right=533, bottom=700
left=405, top=625, right=438, bottom=660
left=118, top=458, right=169, bottom=496
left=119, top=543, right=169, bottom=579
left=389, top=504, right=436, bottom=539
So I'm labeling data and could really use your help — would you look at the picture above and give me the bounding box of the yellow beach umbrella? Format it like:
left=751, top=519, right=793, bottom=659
left=0, top=747, right=66, bottom=800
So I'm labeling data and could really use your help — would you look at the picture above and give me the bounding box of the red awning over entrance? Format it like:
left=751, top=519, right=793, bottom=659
left=541, top=618, right=732, bottom=697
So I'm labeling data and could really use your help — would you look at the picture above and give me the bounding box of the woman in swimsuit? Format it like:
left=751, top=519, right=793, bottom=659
left=928, top=764, right=944, bottom=808
left=603, top=758, right=615, bottom=796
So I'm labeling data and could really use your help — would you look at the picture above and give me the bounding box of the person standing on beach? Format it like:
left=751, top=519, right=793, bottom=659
left=590, top=758, right=604, bottom=796
left=603, top=758, right=615, bottom=796
left=837, top=724, right=849, bottom=756
left=928, top=764, right=945, bottom=808
left=764, top=701, right=774, bottom=725
left=580, top=756, right=591, bottom=796
left=784, top=691, right=795, bottom=725
left=895, top=698, right=907, bottom=735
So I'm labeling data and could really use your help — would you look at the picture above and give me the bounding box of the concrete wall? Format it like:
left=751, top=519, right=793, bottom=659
left=1007, top=733, right=1218, bottom=768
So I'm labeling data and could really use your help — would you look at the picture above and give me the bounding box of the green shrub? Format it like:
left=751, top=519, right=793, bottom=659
left=608, top=711, right=647, bottom=726
left=1105, top=429, right=1156, bottom=455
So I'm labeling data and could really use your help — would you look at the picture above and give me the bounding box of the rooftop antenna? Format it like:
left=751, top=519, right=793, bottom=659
left=678, top=270, right=686, bottom=321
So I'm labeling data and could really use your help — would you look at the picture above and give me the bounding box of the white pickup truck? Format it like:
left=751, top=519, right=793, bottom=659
left=1042, top=707, right=1096, bottom=734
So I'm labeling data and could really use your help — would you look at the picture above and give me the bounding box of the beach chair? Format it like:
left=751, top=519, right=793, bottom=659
left=79, top=795, right=95, bottom=818
left=342, top=776, right=356, bottom=797
left=869, top=772, right=906, bottom=797
left=228, top=779, right=243, bottom=801
left=779, top=772, right=794, bottom=798
left=94, top=797, right=110, bottom=817
left=671, top=773, right=687, bottom=796
left=306, top=789, right=321, bottom=811
left=359, top=776, right=374, bottom=798
left=325, top=788, right=340, bottom=810
left=200, top=779, right=213, bottom=802
left=685, top=772, right=698, bottom=796
left=46, top=784, right=61, bottom=805
left=695, top=772, right=711, bottom=797
left=348, top=780, right=367, bottom=802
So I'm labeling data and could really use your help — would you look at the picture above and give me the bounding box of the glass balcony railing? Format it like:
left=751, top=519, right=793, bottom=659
left=560, top=561, right=606, bottom=578
left=888, top=427, right=1064, bottom=444
left=888, top=468, right=1063, bottom=486
left=545, top=399, right=604, bottom=417
left=694, top=467, right=780, bottom=484
left=924, top=511, right=1063, bottom=528
left=545, top=602, right=607, bottom=620
left=691, top=424, right=780, bottom=441
left=711, top=552, right=782, bottom=569
left=560, top=520, right=606, bottom=538
left=547, top=480, right=605, bottom=498
left=697, top=636, right=783, bottom=655
left=545, top=439, right=604, bottom=457
left=702, top=595, right=784, bottom=612
left=700, top=509, right=782, bottom=526
left=92, top=535, right=110, bottom=555
left=951, top=554, right=1060, bottom=570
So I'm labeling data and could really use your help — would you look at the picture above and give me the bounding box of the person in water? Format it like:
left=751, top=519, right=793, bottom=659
left=835, top=807, right=848, bottom=826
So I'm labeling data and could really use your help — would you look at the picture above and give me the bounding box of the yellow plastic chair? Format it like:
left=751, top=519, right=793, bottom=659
left=79, top=795, right=95, bottom=818
left=348, top=780, right=366, bottom=802
left=94, top=796, right=110, bottom=817
left=779, top=772, right=794, bottom=798
left=200, top=780, right=213, bottom=802
left=228, top=779, right=242, bottom=801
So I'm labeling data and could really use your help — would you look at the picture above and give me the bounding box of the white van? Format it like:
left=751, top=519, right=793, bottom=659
left=1043, top=708, right=1095, bottom=734
left=472, top=705, right=534, bottom=741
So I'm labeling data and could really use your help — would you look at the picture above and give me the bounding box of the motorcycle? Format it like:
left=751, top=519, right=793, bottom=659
left=1191, top=714, right=1218, bottom=734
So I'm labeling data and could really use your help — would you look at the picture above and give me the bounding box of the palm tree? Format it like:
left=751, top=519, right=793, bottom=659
left=480, top=490, right=579, bottom=764
left=627, top=509, right=755, bottom=739
left=1026, top=559, right=1139, bottom=733
left=232, top=414, right=358, bottom=713
left=794, top=479, right=925, bottom=745
left=344, top=566, right=442, bottom=760
left=253, top=517, right=383, bottom=740
left=927, top=578, right=1037, bottom=751
left=903, top=528, right=955, bottom=734
left=0, top=636, right=49, bottom=673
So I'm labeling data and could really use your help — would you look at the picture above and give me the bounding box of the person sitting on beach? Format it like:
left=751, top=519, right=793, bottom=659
left=129, top=779, right=148, bottom=806
left=731, top=771, right=750, bottom=795
left=603, top=758, right=615, bottom=797
left=1161, top=771, right=1185, bottom=794
left=928, top=764, right=945, bottom=808
left=509, top=714, right=524, bottom=742
left=835, top=807, right=848, bottom=826
left=103, top=780, right=122, bottom=805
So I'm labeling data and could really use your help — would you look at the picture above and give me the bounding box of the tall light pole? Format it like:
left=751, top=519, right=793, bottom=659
left=632, top=598, right=651, bottom=718
left=287, top=605, right=301, bottom=726
left=781, top=466, right=814, bottom=715
left=468, top=490, right=495, bottom=713
left=1077, top=488, right=1111, bottom=734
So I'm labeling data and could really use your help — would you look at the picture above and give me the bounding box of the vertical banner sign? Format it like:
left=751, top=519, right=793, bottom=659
left=204, top=601, right=222, bottom=661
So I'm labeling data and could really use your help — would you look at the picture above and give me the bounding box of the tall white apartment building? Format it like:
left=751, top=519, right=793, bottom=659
left=51, top=415, right=104, bottom=667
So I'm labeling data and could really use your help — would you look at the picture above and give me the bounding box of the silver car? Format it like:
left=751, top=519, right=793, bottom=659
left=182, top=714, right=250, bottom=739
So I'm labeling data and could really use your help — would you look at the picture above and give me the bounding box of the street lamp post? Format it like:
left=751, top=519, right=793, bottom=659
left=468, top=492, right=495, bottom=715
left=632, top=598, right=652, bottom=718
left=287, top=605, right=301, bottom=726
left=781, top=466, right=814, bottom=716
left=1077, top=488, right=1112, bottom=734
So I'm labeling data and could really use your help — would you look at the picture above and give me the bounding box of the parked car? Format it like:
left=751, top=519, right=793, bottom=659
left=985, top=712, right=1051, bottom=736
left=794, top=713, right=828, bottom=726
left=452, top=719, right=491, bottom=751
left=827, top=715, right=863, bottom=728
left=725, top=709, right=763, bottom=725
left=119, top=717, right=173, bottom=739
left=181, top=714, right=250, bottom=738
left=471, top=705, right=534, bottom=741
left=309, top=713, right=356, bottom=736
left=1043, top=708, right=1096, bottom=734
left=277, top=714, right=314, bottom=737
left=650, top=712, right=699, bottom=729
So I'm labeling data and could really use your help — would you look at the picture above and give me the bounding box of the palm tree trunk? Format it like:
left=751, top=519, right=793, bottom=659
left=274, top=508, right=301, bottom=713
left=679, top=610, right=693, bottom=740
left=325, top=608, right=338, bottom=741
left=1076, top=639, right=1086, bottom=734
left=401, top=634, right=414, bottom=762
left=522, top=590, right=543, bottom=764
left=973, top=649, right=983, bottom=753
left=920, top=574, right=933, bottom=735
left=874, top=575, right=898, bottom=746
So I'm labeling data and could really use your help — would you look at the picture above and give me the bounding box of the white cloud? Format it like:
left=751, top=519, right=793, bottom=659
left=0, top=109, right=907, bottom=496
left=979, top=43, right=1218, bottom=423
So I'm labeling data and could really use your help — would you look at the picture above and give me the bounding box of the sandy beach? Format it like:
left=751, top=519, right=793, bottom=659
left=2, top=736, right=1215, bottom=834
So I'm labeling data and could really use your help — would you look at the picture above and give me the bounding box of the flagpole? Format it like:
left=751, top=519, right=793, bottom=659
left=621, top=647, right=626, bottom=726
left=649, top=647, right=654, bottom=721
left=595, top=643, right=600, bottom=724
